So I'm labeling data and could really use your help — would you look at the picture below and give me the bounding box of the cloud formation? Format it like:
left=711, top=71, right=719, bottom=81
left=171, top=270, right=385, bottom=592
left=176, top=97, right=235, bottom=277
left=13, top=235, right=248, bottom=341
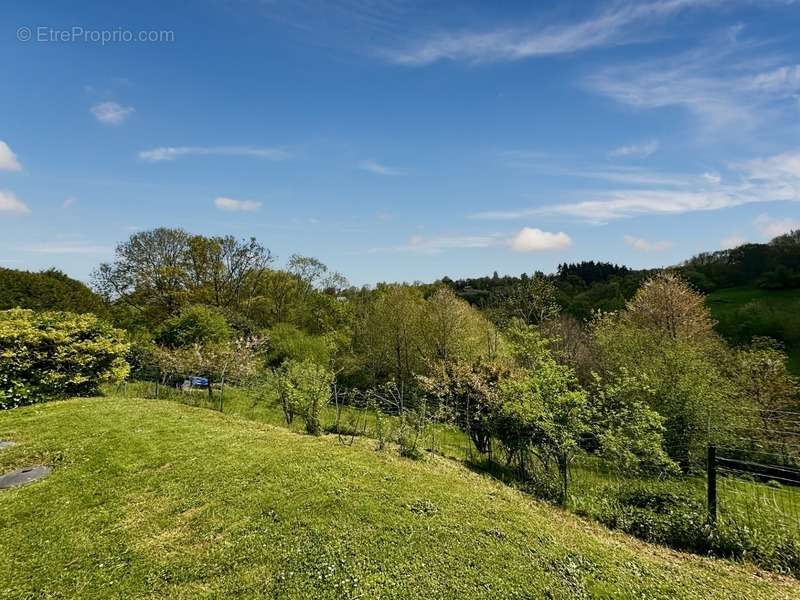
left=754, top=214, right=800, bottom=238
left=721, top=234, right=746, bottom=249
left=611, top=139, right=660, bottom=158
left=472, top=150, right=800, bottom=223
left=357, top=159, right=409, bottom=176
left=0, top=141, right=22, bottom=172
left=214, top=196, right=262, bottom=212
left=510, top=228, right=572, bottom=252
left=367, top=227, right=572, bottom=254
left=139, top=146, right=291, bottom=162
left=623, top=235, right=672, bottom=252
left=0, top=190, right=30, bottom=215
left=383, top=0, right=712, bottom=65
left=585, top=35, right=800, bottom=133
left=368, top=233, right=503, bottom=254
left=90, top=102, right=135, bottom=125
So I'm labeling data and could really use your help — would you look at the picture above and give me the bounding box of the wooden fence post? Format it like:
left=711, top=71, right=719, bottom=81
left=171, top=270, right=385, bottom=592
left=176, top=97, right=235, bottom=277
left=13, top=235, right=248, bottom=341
left=707, top=445, right=717, bottom=524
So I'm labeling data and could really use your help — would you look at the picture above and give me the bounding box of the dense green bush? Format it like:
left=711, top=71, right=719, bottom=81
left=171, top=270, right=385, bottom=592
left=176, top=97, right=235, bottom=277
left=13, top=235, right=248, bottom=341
left=265, top=323, right=333, bottom=366
left=0, top=267, right=107, bottom=315
left=0, top=309, right=129, bottom=408
left=157, top=305, right=231, bottom=347
left=275, top=359, right=334, bottom=435
left=579, top=481, right=800, bottom=576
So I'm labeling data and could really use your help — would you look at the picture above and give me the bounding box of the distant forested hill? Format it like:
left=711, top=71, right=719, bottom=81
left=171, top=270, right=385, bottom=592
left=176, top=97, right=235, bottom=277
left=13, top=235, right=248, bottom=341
left=442, top=231, right=800, bottom=372
left=681, top=230, right=800, bottom=291
left=0, top=268, right=107, bottom=315
left=444, top=262, right=650, bottom=320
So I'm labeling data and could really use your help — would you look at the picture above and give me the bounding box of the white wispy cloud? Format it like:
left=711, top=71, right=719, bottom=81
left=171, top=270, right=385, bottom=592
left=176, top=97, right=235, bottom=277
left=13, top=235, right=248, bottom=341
left=754, top=214, right=800, bottom=238
left=510, top=228, right=572, bottom=252
left=610, top=139, right=660, bottom=158
left=62, top=197, right=77, bottom=209
left=543, top=189, right=741, bottom=221
left=703, top=171, right=722, bottom=184
left=139, top=146, right=291, bottom=162
left=0, top=141, right=22, bottom=172
left=748, top=64, right=800, bottom=95
left=588, top=62, right=747, bottom=131
left=497, top=153, right=696, bottom=187
left=214, top=196, right=262, bottom=212
left=383, top=0, right=714, bottom=65
left=585, top=36, right=800, bottom=133
left=623, top=235, right=672, bottom=252
left=357, top=159, right=409, bottom=176
left=368, top=227, right=573, bottom=254
left=90, top=101, right=135, bottom=125
left=721, top=234, right=746, bottom=249
left=368, top=233, right=503, bottom=254
left=740, top=152, right=800, bottom=183
left=0, top=190, right=30, bottom=215
left=471, top=150, right=800, bottom=223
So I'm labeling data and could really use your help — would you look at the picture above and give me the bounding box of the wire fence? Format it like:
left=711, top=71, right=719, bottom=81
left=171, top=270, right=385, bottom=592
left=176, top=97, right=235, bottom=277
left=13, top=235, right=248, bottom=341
left=713, top=406, right=800, bottom=539
left=110, top=379, right=800, bottom=556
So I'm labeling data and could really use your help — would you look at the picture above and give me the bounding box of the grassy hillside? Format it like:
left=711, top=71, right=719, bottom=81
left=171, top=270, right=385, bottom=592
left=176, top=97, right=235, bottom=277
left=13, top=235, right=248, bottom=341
left=1, top=399, right=798, bottom=599
left=707, top=286, right=800, bottom=373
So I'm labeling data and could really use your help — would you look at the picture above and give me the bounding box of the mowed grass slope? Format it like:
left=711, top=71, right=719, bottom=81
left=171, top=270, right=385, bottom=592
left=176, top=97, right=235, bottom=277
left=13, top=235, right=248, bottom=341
left=0, top=399, right=797, bottom=600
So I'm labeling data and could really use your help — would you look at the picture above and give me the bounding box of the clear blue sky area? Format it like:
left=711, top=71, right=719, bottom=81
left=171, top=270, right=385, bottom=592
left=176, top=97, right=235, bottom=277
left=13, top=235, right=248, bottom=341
left=2, top=1, right=799, bottom=285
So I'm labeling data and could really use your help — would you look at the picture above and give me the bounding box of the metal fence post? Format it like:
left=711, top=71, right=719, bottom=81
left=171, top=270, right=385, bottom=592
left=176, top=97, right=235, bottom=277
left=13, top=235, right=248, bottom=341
left=707, top=445, right=717, bottom=524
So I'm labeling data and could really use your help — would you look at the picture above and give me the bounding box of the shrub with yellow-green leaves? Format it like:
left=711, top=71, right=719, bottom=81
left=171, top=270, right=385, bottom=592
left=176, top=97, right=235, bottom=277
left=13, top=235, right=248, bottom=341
left=0, top=308, right=129, bottom=408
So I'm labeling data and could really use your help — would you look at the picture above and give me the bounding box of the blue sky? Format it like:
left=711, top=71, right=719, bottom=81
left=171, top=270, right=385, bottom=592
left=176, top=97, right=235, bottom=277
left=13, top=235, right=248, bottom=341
left=2, top=0, right=800, bottom=286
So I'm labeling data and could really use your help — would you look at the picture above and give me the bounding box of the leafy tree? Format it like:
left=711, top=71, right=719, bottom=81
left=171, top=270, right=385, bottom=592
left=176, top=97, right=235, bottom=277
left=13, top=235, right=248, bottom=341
left=157, top=305, right=231, bottom=347
left=422, top=287, right=499, bottom=364
left=153, top=337, right=265, bottom=408
left=287, top=254, right=328, bottom=297
left=729, top=338, right=800, bottom=461
left=539, top=313, right=594, bottom=383
left=248, top=268, right=305, bottom=326
left=624, top=272, right=715, bottom=343
left=418, top=358, right=508, bottom=455
left=275, top=359, right=334, bottom=435
left=500, top=276, right=560, bottom=326
left=494, top=324, right=590, bottom=502
left=0, top=309, right=129, bottom=408
left=186, top=235, right=271, bottom=309
left=93, top=228, right=271, bottom=324
left=265, top=323, right=335, bottom=367
left=93, top=227, right=193, bottom=318
left=356, top=285, right=427, bottom=388
left=733, top=338, right=799, bottom=416
left=368, top=381, right=429, bottom=459
left=589, top=370, right=678, bottom=475
left=0, top=268, right=107, bottom=315
left=591, top=275, right=734, bottom=469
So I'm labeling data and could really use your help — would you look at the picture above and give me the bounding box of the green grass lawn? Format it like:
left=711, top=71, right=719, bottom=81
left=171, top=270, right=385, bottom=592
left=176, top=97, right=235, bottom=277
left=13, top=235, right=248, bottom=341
left=706, top=286, right=800, bottom=373
left=706, top=285, right=800, bottom=309
left=706, top=287, right=800, bottom=375
left=1, top=398, right=799, bottom=599
left=113, top=381, right=800, bottom=556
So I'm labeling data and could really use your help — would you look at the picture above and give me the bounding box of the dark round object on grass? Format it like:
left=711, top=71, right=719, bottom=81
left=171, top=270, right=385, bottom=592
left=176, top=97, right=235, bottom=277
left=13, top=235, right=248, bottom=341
left=0, top=465, right=52, bottom=489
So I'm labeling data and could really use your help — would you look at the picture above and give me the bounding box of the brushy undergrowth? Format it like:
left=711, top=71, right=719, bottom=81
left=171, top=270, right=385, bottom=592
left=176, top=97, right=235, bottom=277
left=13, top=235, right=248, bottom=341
left=575, top=481, right=800, bottom=577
